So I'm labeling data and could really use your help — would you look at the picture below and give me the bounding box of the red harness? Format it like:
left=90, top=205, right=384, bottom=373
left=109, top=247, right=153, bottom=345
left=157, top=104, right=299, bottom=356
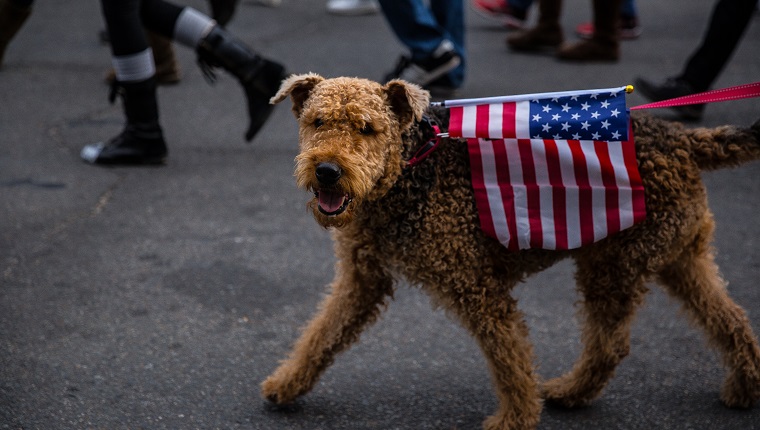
left=406, top=115, right=442, bottom=168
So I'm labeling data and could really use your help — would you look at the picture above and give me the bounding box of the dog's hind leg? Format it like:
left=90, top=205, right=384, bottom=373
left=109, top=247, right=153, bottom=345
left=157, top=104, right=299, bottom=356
left=261, top=257, right=394, bottom=405
left=542, top=253, right=649, bottom=408
left=656, top=216, right=760, bottom=408
left=448, top=283, right=542, bottom=430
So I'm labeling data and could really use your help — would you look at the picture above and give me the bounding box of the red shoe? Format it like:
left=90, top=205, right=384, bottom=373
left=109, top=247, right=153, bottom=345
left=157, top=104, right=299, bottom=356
left=575, top=16, right=642, bottom=40
left=470, top=0, right=528, bottom=30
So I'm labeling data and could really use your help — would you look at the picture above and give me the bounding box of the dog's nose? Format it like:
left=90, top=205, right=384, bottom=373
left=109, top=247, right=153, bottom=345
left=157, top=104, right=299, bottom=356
left=315, top=162, right=342, bottom=185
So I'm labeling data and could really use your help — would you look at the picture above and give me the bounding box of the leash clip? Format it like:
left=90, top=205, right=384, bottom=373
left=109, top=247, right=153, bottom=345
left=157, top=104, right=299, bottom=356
left=407, top=115, right=442, bottom=168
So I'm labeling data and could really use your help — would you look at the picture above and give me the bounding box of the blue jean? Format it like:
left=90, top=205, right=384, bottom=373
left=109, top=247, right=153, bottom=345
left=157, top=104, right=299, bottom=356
left=620, top=0, right=636, bottom=18
left=377, top=0, right=465, bottom=87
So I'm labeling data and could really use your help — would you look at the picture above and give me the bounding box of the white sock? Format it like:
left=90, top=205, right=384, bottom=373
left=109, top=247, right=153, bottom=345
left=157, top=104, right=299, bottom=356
left=112, top=48, right=155, bottom=82
left=173, top=7, right=215, bottom=48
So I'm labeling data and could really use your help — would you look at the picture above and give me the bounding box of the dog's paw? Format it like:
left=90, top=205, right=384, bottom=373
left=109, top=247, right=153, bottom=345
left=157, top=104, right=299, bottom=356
left=263, top=397, right=301, bottom=413
left=261, top=376, right=292, bottom=404
left=720, top=370, right=760, bottom=409
left=540, top=376, right=595, bottom=409
left=260, top=371, right=308, bottom=405
left=483, top=411, right=540, bottom=430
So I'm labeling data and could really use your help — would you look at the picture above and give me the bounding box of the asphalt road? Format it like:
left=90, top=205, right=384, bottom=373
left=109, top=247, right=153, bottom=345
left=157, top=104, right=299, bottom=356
left=1, top=0, right=759, bottom=429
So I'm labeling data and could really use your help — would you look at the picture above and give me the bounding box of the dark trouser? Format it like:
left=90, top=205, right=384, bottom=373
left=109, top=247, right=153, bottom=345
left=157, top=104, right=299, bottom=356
left=679, top=0, right=756, bottom=91
left=100, top=0, right=183, bottom=57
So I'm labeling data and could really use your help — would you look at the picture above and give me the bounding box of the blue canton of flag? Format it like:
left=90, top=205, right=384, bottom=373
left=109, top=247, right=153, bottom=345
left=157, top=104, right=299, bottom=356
left=527, top=89, right=628, bottom=141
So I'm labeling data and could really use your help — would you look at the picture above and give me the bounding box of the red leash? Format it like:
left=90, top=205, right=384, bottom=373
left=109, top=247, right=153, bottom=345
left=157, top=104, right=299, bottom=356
left=630, top=81, right=760, bottom=111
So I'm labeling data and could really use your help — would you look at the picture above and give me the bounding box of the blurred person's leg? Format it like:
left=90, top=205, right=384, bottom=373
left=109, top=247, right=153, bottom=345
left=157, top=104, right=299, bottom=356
left=556, top=0, right=621, bottom=61
left=506, top=0, right=563, bottom=52
left=378, top=0, right=464, bottom=91
left=634, top=0, right=756, bottom=121
left=81, top=0, right=167, bottom=165
left=0, top=0, right=33, bottom=67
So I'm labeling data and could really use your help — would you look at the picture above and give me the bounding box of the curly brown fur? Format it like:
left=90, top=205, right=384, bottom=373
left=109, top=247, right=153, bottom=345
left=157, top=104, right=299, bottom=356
left=262, top=74, right=760, bottom=429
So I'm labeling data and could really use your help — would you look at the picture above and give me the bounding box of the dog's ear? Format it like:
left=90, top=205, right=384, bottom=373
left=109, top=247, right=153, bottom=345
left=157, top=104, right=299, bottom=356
left=270, top=73, right=325, bottom=117
left=383, top=79, right=430, bottom=130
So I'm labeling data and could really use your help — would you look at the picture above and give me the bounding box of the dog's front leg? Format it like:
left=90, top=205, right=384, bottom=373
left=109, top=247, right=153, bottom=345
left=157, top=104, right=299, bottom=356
left=435, top=281, right=542, bottom=429
left=261, top=257, right=393, bottom=405
left=450, top=288, right=542, bottom=430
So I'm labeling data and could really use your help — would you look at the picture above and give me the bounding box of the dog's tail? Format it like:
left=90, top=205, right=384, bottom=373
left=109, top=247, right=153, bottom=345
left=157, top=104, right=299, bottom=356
left=686, top=117, right=760, bottom=171
left=634, top=114, right=760, bottom=172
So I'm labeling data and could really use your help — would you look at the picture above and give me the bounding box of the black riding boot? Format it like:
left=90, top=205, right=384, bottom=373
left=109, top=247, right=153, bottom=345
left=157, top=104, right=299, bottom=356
left=81, top=78, right=168, bottom=165
left=196, top=25, right=286, bottom=142
left=208, top=0, right=239, bottom=27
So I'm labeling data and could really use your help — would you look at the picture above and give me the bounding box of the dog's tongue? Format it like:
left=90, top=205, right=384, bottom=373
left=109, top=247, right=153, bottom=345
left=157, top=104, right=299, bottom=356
left=318, top=189, right=346, bottom=213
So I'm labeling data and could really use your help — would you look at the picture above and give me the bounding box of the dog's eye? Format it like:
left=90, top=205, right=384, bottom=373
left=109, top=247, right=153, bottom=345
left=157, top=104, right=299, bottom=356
left=359, top=124, right=374, bottom=135
left=314, top=118, right=324, bottom=129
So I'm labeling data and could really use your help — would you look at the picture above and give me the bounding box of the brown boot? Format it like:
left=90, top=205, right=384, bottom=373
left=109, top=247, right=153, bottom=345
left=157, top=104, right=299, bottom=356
left=555, top=38, right=618, bottom=61
left=557, top=0, right=621, bottom=61
left=507, top=0, right=563, bottom=51
left=0, top=0, right=32, bottom=67
left=104, top=31, right=181, bottom=85
left=146, top=31, right=181, bottom=84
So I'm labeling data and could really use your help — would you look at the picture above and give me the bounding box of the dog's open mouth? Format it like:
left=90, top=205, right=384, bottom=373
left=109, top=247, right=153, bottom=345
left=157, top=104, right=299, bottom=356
left=315, top=189, right=353, bottom=216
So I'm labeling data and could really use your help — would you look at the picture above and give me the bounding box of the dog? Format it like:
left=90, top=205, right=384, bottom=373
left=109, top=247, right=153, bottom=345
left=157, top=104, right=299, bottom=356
left=261, top=73, right=760, bottom=429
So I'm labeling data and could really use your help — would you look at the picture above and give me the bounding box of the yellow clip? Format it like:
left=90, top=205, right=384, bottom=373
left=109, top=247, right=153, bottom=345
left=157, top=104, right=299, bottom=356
left=625, top=84, right=634, bottom=94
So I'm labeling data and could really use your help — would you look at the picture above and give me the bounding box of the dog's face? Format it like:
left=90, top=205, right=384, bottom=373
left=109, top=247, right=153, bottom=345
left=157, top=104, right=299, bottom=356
left=271, top=74, right=429, bottom=228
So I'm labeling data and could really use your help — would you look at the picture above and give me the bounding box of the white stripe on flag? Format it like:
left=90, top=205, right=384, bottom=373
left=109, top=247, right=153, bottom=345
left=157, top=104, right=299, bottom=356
left=479, top=139, right=511, bottom=246
left=515, top=101, right=531, bottom=138
left=462, top=105, right=477, bottom=139
left=488, top=103, right=503, bottom=139
left=505, top=139, right=530, bottom=249
left=556, top=141, right=581, bottom=249
left=530, top=140, right=556, bottom=250
left=580, top=141, right=608, bottom=242
left=608, top=142, right=635, bottom=230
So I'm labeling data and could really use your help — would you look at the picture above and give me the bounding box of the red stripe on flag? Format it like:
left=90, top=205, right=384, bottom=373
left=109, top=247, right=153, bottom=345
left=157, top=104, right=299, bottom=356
left=467, top=139, right=498, bottom=240
left=449, top=106, right=463, bottom=138
left=594, top=141, right=620, bottom=235
left=544, top=140, right=568, bottom=250
left=568, top=140, right=595, bottom=246
left=502, top=102, right=517, bottom=139
left=622, top=129, right=647, bottom=223
left=518, top=139, right=543, bottom=248
left=493, top=140, right=520, bottom=251
left=476, top=104, right=490, bottom=139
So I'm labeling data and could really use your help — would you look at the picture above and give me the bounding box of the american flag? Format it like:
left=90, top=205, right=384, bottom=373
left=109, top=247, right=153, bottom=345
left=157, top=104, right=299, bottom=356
left=440, top=87, right=646, bottom=251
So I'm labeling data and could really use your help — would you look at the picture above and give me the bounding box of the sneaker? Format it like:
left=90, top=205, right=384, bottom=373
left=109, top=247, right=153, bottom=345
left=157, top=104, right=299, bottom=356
left=470, top=0, right=528, bottom=30
left=384, top=40, right=461, bottom=87
left=248, top=0, right=282, bottom=7
left=634, top=77, right=705, bottom=121
left=425, top=76, right=461, bottom=100
left=575, top=16, right=642, bottom=40
left=81, top=125, right=168, bottom=165
left=326, top=0, right=379, bottom=16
